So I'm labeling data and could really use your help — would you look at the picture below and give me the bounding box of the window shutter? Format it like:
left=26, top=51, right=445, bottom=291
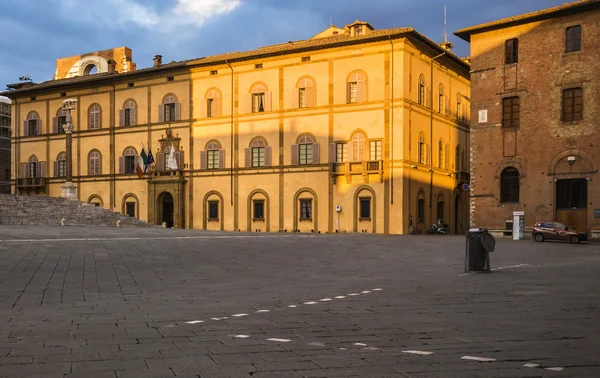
left=200, top=100, right=207, bottom=118
left=158, top=105, right=164, bottom=122
left=53, top=117, right=58, bottom=133
left=264, top=91, right=272, bottom=112
left=357, top=80, right=366, bottom=103
left=212, top=98, right=219, bottom=117
left=290, top=88, right=299, bottom=109
left=426, top=144, right=430, bottom=165
left=39, top=162, right=46, bottom=178
left=174, top=102, right=181, bottom=121
left=313, top=143, right=320, bottom=164
left=175, top=151, right=183, bottom=169
left=244, top=94, right=252, bottom=114
left=462, top=104, right=467, bottom=123
left=329, top=143, right=336, bottom=163
left=200, top=151, right=207, bottom=170
left=426, top=87, right=431, bottom=108
left=157, top=153, right=164, bottom=171
left=119, top=110, right=124, bottom=126
left=265, top=146, right=272, bottom=167
left=20, top=163, right=28, bottom=178
left=53, top=161, right=58, bottom=177
left=291, top=144, right=299, bottom=165
left=306, top=86, right=315, bottom=107
left=119, top=156, right=125, bottom=174
left=98, top=156, right=102, bottom=175
left=23, top=121, right=29, bottom=136
left=348, top=143, right=354, bottom=162
left=219, top=149, right=225, bottom=169
left=36, top=119, right=41, bottom=135
left=245, top=148, right=251, bottom=168
left=346, top=82, right=351, bottom=104
left=445, top=97, right=450, bottom=116
left=130, top=107, right=137, bottom=125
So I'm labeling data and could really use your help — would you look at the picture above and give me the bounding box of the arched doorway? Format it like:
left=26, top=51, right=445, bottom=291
left=454, top=194, right=460, bottom=234
left=159, top=192, right=174, bottom=228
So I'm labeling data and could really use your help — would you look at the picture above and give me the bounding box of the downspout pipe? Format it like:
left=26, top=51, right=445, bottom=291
left=225, top=61, right=234, bottom=206
left=388, top=36, right=394, bottom=205
left=430, top=51, right=446, bottom=223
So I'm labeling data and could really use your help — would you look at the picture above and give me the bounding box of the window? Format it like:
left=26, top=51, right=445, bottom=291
left=355, top=25, right=363, bottom=36
left=438, top=140, right=444, bottom=168
left=26, top=112, right=39, bottom=136
left=556, top=179, right=587, bottom=210
left=206, top=140, right=221, bottom=170
left=502, top=97, right=520, bottom=128
left=437, top=197, right=444, bottom=222
left=206, top=89, right=220, bottom=117
left=210, top=70, right=218, bottom=75
left=418, top=75, right=425, bottom=105
left=347, top=72, right=366, bottom=104
left=253, top=200, right=265, bottom=220
left=89, top=150, right=101, bottom=176
left=500, top=167, right=520, bottom=203
left=351, top=133, right=365, bottom=161
left=566, top=25, right=582, bottom=53
left=505, top=38, right=519, bottom=64
left=359, top=198, right=371, bottom=219
left=123, top=100, right=136, bottom=126
left=301, top=56, right=310, bottom=62
left=163, top=95, right=177, bottom=122
left=455, top=145, right=464, bottom=172
left=418, top=133, right=425, bottom=164
left=562, top=88, right=583, bottom=122
left=300, top=199, right=312, bottom=220
left=417, top=197, right=425, bottom=222
left=124, top=147, right=137, bottom=174
left=349, top=82, right=358, bottom=103
left=56, top=152, right=66, bottom=177
left=208, top=201, right=219, bottom=220
left=299, top=88, right=307, bottom=108
left=29, top=156, right=38, bottom=178
left=298, top=134, right=314, bottom=165
left=438, top=84, right=444, bottom=113
left=207, top=99, right=214, bottom=117
left=370, top=140, right=381, bottom=161
left=56, top=109, right=67, bottom=134
left=456, top=94, right=462, bottom=121
left=255, top=63, right=263, bottom=69
left=253, top=92, right=265, bottom=113
left=252, top=138, right=266, bottom=167
left=336, top=143, right=347, bottom=163
left=89, top=104, right=101, bottom=130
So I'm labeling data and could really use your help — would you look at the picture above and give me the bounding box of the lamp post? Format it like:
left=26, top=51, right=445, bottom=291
left=60, top=99, right=78, bottom=200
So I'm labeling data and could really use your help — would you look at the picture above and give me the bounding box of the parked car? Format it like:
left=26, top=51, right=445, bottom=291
left=533, top=221, right=588, bottom=244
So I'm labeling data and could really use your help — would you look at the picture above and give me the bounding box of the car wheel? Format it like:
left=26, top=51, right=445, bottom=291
left=570, top=235, right=580, bottom=244
left=534, top=233, right=544, bottom=242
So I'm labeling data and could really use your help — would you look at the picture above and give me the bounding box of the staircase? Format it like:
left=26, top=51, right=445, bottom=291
left=0, top=194, right=155, bottom=227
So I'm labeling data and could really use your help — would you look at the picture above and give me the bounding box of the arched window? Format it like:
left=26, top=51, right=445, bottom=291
left=88, top=195, right=103, bottom=207
left=418, top=133, right=425, bottom=164
left=84, top=64, right=98, bottom=75
left=205, top=89, right=221, bottom=118
left=121, top=100, right=136, bottom=126
left=456, top=93, right=462, bottom=121
left=161, top=94, right=179, bottom=122
left=500, top=167, right=520, bottom=203
left=202, top=140, right=223, bottom=170
left=54, top=152, right=67, bottom=177
left=121, top=147, right=138, bottom=174
left=418, top=75, right=425, bottom=105
left=351, top=133, right=365, bottom=162
left=123, top=194, right=138, bottom=218
left=296, top=77, right=315, bottom=108
left=250, top=137, right=267, bottom=167
left=437, top=194, right=445, bottom=223
left=250, top=83, right=269, bottom=113
left=438, top=84, right=445, bottom=114
left=346, top=71, right=366, bottom=104
left=455, top=145, right=464, bottom=172
left=25, top=111, right=40, bottom=136
left=89, top=150, right=102, bottom=176
left=54, top=108, right=68, bottom=134
left=417, top=190, right=426, bottom=223
left=438, top=139, right=444, bottom=168
left=297, top=134, right=315, bottom=165
left=29, top=155, right=39, bottom=178
left=88, top=104, right=101, bottom=130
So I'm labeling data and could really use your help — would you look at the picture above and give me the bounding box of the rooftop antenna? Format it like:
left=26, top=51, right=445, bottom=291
left=330, top=16, right=332, bottom=27
left=444, top=6, right=448, bottom=43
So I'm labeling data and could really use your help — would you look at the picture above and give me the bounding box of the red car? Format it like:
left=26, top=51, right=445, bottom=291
left=533, top=221, right=588, bottom=244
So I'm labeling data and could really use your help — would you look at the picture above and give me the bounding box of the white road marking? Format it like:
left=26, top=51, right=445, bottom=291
left=231, top=313, right=249, bottom=317
left=304, top=301, right=317, bottom=305
left=1, top=235, right=317, bottom=243
left=361, top=291, right=371, bottom=294
left=288, top=305, right=297, bottom=308
left=524, top=363, right=540, bottom=368
left=348, top=293, right=360, bottom=296
left=256, top=310, right=270, bottom=313
left=354, top=343, right=368, bottom=346
left=546, top=367, right=564, bottom=372
left=334, top=296, right=346, bottom=299
left=267, top=338, right=291, bottom=343
left=402, top=350, right=434, bottom=356
left=373, top=288, right=383, bottom=291
left=185, top=320, right=204, bottom=324
left=320, top=298, right=332, bottom=302
left=234, top=335, right=250, bottom=339
left=340, top=348, right=347, bottom=350
left=461, top=356, right=496, bottom=362
left=308, top=342, right=325, bottom=347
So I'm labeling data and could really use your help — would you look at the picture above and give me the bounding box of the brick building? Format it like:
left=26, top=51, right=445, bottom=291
left=0, top=97, right=10, bottom=193
left=455, top=0, right=600, bottom=236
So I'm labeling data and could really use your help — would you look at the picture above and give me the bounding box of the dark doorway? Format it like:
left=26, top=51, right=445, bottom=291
left=556, top=178, right=588, bottom=232
left=126, top=202, right=136, bottom=218
left=160, top=192, right=174, bottom=228
left=454, top=195, right=459, bottom=234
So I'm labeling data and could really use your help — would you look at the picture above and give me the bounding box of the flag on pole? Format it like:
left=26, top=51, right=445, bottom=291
left=168, top=143, right=178, bottom=170
left=135, top=156, right=144, bottom=178
left=146, top=150, right=155, bottom=171
left=140, top=145, right=148, bottom=171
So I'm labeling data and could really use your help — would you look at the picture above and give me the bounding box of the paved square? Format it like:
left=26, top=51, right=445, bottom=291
left=0, top=226, right=599, bottom=377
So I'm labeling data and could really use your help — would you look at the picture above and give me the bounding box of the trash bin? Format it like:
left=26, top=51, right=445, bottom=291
left=464, top=228, right=496, bottom=272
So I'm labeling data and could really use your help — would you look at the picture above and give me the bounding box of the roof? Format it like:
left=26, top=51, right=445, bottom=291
left=455, top=0, right=600, bottom=42
left=1, top=27, right=470, bottom=97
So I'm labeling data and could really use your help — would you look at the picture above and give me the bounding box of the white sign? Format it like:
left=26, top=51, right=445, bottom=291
left=478, top=109, right=488, bottom=123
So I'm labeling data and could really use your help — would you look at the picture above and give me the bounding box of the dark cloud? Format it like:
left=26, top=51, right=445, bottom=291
left=0, top=0, right=572, bottom=90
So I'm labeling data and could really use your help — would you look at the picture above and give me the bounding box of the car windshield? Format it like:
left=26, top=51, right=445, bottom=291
left=555, top=223, right=567, bottom=230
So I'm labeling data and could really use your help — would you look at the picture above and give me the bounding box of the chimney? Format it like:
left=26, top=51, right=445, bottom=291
left=107, top=59, right=117, bottom=74
left=153, top=55, right=163, bottom=68
left=439, top=41, right=454, bottom=51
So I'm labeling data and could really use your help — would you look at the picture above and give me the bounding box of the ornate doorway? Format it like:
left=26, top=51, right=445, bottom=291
left=159, top=192, right=174, bottom=228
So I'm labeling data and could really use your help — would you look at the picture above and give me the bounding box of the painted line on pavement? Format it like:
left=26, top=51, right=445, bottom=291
left=267, top=338, right=291, bottom=343
left=402, top=350, right=434, bottom=356
left=546, top=367, right=564, bottom=372
left=0, top=235, right=317, bottom=243
left=231, top=313, right=249, bottom=317
left=524, top=363, right=540, bottom=368
left=461, top=356, right=496, bottom=362
left=185, top=320, right=204, bottom=324
left=234, top=335, right=250, bottom=339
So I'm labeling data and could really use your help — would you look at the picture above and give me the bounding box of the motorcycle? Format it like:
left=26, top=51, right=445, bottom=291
left=427, top=222, right=449, bottom=235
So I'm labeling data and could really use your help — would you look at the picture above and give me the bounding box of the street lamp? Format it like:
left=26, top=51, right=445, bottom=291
left=60, top=98, right=78, bottom=200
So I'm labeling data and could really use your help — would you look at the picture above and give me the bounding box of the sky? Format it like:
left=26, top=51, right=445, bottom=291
left=0, top=0, right=575, bottom=90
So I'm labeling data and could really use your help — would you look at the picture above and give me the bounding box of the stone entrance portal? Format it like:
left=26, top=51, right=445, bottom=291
left=159, top=192, right=174, bottom=228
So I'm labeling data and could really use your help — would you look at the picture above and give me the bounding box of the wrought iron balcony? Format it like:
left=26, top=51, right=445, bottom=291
left=16, top=177, right=47, bottom=188
left=331, top=160, right=384, bottom=175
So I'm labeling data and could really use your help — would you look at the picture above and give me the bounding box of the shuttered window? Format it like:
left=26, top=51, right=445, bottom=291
left=89, top=104, right=101, bottom=130
left=565, top=25, right=582, bottom=53
left=89, top=151, right=101, bottom=175
left=418, top=75, right=425, bottom=105
left=351, top=133, right=365, bottom=162
left=336, top=143, right=347, bottom=163
left=253, top=93, right=265, bottom=113
left=562, top=88, right=583, bottom=122
left=418, top=134, right=425, bottom=164
left=346, top=72, right=366, bottom=104
left=369, top=140, right=381, bottom=161
left=505, top=38, right=519, bottom=64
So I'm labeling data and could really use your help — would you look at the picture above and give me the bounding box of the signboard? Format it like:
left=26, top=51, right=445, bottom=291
left=595, top=209, right=600, bottom=219
left=478, top=109, right=488, bottom=123
left=462, top=183, right=470, bottom=191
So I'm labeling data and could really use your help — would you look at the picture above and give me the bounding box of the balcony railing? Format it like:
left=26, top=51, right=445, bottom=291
left=16, top=177, right=47, bottom=188
left=331, top=160, right=383, bottom=175
left=454, top=171, right=470, bottom=183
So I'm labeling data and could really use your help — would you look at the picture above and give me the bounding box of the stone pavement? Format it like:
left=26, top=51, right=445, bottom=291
left=0, top=226, right=599, bottom=378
